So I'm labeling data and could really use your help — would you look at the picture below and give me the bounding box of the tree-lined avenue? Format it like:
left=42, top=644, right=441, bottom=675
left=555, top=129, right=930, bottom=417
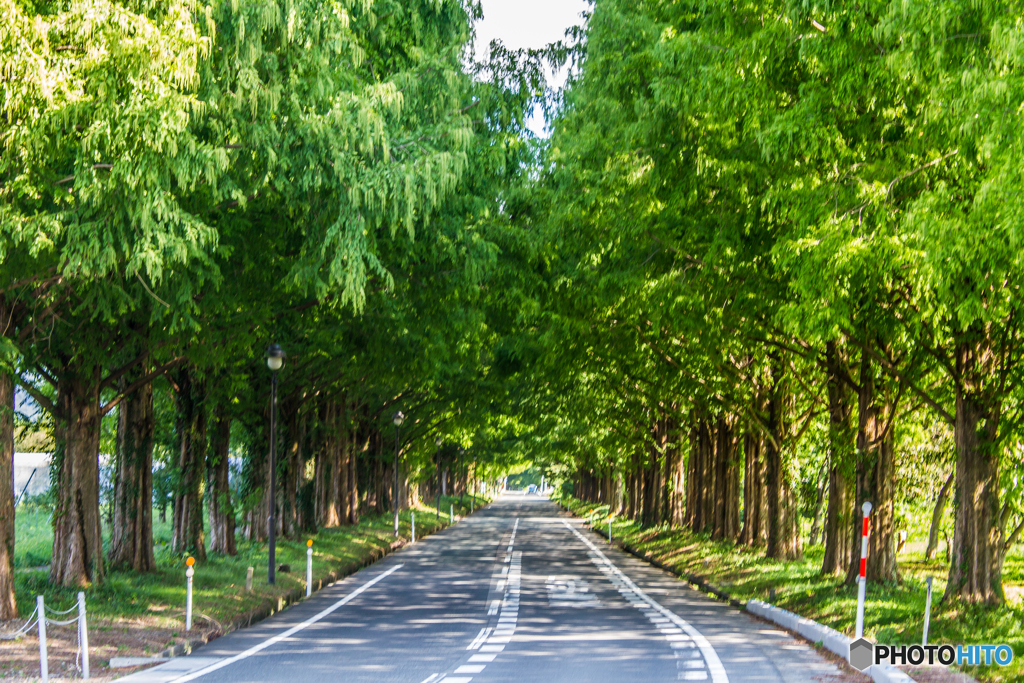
left=118, top=494, right=851, bottom=683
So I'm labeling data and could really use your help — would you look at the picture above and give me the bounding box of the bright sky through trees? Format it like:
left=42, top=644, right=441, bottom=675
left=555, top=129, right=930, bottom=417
left=474, top=0, right=590, bottom=135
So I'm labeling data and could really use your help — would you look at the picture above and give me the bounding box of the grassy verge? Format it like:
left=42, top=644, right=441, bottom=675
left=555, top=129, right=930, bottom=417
left=557, top=495, right=1024, bottom=682
left=3, top=495, right=486, bottom=679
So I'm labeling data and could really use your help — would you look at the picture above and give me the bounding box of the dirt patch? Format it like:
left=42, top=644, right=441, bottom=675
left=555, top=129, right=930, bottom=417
left=0, top=613, right=218, bottom=682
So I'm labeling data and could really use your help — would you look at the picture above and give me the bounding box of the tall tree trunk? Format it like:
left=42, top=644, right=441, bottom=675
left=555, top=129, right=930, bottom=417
left=172, top=366, right=207, bottom=560
left=822, top=341, right=854, bottom=575
left=945, top=337, right=1003, bottom=603
left=808, top=465, right=827, bottom=546
left=739, top=431, right=765, bottom=546
left=207, top=404, right=235, bottom=555
left=337, top=419, right=350, bottom=525
left=683, top=427, right=695, bottom=528
left=0, top=366, right=17, bottom=618
left=108, top=377, right=156, bottom=571
left=925, top=470, right=954, bottom=561
left=51, top=364, right=104, bottom=586
left=846, top=351, right=898, bottom=584
left=766, top=354, right=801, bottom=561
left=322, top=402, right=341, bottom=527
left=712, top=418, right=727, bottom=538
left=723, top=424, right=741, bottom=541
left=348, top=423, right=361, bottom=525
left=669, top=423, right=686, bottom=527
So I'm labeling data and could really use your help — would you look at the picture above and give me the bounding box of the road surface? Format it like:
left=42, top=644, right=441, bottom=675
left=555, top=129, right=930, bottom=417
left=120, top=494, right=852, bottom=683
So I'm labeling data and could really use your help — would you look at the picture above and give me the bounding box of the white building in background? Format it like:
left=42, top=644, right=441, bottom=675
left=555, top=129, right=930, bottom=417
left=13, top=452, right=50, bottom=501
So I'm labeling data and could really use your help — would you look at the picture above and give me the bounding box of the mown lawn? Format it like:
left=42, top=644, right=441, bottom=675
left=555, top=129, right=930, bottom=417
left=559, top=495, right=1024, bottom=682
left=12, top=495, right=484, bottom=638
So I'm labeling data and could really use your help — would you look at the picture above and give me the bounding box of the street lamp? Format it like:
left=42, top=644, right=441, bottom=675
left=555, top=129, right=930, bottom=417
left=392, top=411, right=405, bottom=537
left=266, top=343, right=285, bottom=585
left=434, top=435, right=443, bottom=521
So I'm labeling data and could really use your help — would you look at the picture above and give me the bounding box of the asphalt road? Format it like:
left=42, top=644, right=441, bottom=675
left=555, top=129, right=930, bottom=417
left=121, top=494, right=852, bottom=683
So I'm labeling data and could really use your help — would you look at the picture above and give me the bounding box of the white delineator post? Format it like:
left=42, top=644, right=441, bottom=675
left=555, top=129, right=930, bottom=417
left=77, top=591, right=90, bottom=679
left=185, top=558, right=195, bottom=632
left=450, top=504, right=453, bottom=524
left=306, top=540, right=314, bottom=597
left=37, top=595, right=48, bottom=683
left=246, top=566, right=254, bottom=592
left=412, top=513, right=416, bottom=543
left=922, top=576, right=934, bottom=646
left=608, top=517, right=612, bottom=544
left=855, top=501, right=872, bottom=640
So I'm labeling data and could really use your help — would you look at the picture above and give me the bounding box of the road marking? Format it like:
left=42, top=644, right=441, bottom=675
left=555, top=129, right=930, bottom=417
left=446, top=518, right=521, bottom=683
left=455, top=665, right=486, bottom=673
left=165, top=564, right=404, bottom=683
left=419, top=675, right=441, bottom=683
left=564, top=521, right=730, bottom=683
left=466, top=627, right=492, bottom=650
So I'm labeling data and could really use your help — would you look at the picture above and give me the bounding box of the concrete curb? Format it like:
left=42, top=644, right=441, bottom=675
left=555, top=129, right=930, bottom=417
left=746, top=600, right=914, bottom=683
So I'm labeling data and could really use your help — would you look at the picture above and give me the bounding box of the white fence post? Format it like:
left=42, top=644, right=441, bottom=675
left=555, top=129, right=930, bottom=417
left=37, top=595, right=47, bottom=683
left=922, top=576, right=933, bottom=646
left=306, top=540, right=313, bottom=597
left=185, top=558, right=195, bottom=631
left=855, top=501, right=872, bottom=640
left=78, top=591, right=89, bottom=679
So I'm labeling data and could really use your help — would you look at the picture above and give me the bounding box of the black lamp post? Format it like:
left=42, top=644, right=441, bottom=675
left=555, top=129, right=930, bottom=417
left=434, top=435, right=443, bottom=521
left=392, top=411, right=405, bottom=537
left=266, top=343, right=285, bottom=585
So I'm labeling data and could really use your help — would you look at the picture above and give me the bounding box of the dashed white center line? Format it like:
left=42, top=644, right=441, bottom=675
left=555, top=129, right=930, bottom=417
left=443, top=519, right=523, bottom=682
left=454, top=665, right=486, bottom=674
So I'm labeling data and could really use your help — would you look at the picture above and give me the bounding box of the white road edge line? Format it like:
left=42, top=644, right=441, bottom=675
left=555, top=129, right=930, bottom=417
left=166, top=564, right=405, bottom=683
left=563, top=521, right=730, bottom=683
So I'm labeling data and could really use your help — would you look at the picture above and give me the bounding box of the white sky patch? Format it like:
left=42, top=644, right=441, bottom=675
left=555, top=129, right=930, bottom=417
left=472, top=0, right=590, bottom=136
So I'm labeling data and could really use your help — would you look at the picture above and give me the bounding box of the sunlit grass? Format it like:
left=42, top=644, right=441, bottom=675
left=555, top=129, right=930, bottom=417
left=559, top=495, right=1024, bottom=681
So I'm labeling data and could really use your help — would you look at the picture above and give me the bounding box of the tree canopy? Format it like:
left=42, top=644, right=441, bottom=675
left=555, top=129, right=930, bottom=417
left=3, top=0, right=1024, bottom=619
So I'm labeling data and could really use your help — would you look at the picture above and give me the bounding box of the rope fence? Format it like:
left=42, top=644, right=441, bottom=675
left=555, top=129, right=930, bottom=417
left=1, top=594, right=91, bottom=682
left=0, top=605, right=39, bottom=641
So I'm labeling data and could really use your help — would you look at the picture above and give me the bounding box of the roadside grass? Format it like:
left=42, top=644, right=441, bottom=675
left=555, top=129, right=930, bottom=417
left=11, top=494, right=485, bottom=651
left=558, top=495, right=1024, bottom=682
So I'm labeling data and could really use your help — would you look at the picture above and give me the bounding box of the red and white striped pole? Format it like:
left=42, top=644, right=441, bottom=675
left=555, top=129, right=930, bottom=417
left=855, top=501, right=872, bottom=639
